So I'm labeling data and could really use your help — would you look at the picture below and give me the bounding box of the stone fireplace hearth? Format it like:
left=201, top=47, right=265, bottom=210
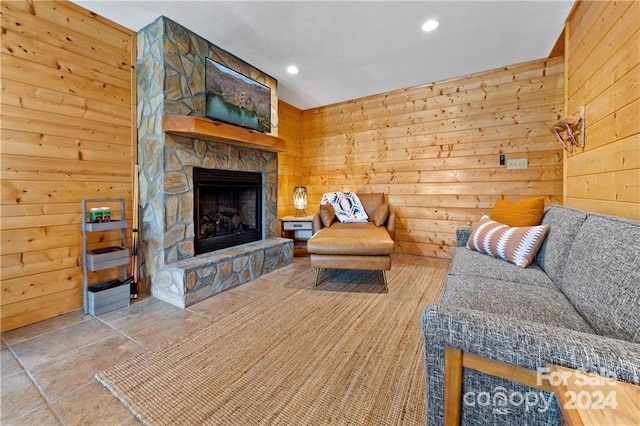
left=136, top=17, right=293, bottom=308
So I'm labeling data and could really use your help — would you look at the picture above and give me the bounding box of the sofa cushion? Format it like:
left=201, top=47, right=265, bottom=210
left=319, top=203, right=335, bottom=227
left=560, top=214, right=640, bottom=343
left=373, top=203, right=389, bottom=226
left=358, top=193, right=385, bottom=219
left=467, top=215, right=549, bottom=268
left=307, top=222, right=394, bottom=256
left=442, top=275, right=594, bottom=333
left=536, top=205, right=587, bottom=286
left=320, top=192, right=368, bottom=223
left=455, top=226, right=473, bottom=247
left=490, top=196, right=545, bottom=227
left=448, top=247, right=557, bottom=289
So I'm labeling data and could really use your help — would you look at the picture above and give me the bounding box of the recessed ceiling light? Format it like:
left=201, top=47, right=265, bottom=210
left=422, top=19, right=440, bottom=32
left=287, top=65, right=299, bottom=74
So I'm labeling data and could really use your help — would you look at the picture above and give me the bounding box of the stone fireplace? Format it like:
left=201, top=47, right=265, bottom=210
left=136, top=17, right=293, bottom=308
left=193, top=167, right=262, bottom=254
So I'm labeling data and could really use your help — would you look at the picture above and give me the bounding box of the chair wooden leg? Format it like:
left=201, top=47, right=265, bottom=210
left=444, top=347, right=463, bottom=425
left=313, top=268, right=321, bottom=287
left=382, top=270, right=388, bottom=293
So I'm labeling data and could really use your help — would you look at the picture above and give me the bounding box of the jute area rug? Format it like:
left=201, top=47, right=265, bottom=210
left=96, top=256, right=448, bottom=425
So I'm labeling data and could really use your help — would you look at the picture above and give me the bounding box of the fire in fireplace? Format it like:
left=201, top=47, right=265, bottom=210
left=193, top=167, right=262, bottom=254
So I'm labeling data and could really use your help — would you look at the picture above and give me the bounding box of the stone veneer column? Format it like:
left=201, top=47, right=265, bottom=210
left=136, top=17, right=288, bottom=307
left=137, top=17, right=165, bottom=296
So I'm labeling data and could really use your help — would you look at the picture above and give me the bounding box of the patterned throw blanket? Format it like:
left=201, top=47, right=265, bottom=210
left=321, top=192, right=369, bottom=223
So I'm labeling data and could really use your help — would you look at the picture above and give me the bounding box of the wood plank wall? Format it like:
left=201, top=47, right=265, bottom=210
left=277, top=101, right=305, bottom=219
left=1, top=1, right=136, bottom=331
left=564, top=0, right=640, bottom=220
left=301, top=57, right=564, bottom=258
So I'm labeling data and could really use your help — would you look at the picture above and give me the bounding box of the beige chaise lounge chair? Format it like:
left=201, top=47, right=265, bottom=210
left=306, top=193, right=396, bottom=292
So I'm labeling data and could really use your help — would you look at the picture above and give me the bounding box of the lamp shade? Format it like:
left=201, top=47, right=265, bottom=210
left=293, top=186, right=307, bottom=213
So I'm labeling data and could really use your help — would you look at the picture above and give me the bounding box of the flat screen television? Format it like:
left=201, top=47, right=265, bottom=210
left=205, top=57, right=271, bottom=133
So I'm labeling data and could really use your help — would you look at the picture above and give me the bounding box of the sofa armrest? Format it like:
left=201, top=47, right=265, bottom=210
left=456, top=226, right=472, bottom=247
left=422, top=304, right=640, bottom=383
left=312, top=213, right=323, bottom=234
left=386, top=210, right=396, bottom=241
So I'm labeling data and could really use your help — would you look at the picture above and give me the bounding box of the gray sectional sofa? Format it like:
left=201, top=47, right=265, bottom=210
left=421, top=205, right=640, bottom=425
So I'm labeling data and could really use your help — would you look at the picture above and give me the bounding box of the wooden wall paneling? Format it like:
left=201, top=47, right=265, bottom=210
left=3, top=267, right=92, bottom=307
left=1, top=155, right=131, bottom=182
left=1, top=56, right=131, bottom=106
left=584, top=99, right=640, bottom=151
left=567, top=169, right=640, bottom=203
left=302, top=124, right=562, bottom=160
left=303, top=91, right=564, bottom=141
left=2, top=129, right=132, bottom=163
left=559, top=199, right=639, bottom=221
left=277, top=101, right=304, bottom=221
left=566, top=1, right=636, bottom=98
left=0, top=1, right=136, bottom=331
left=565, top=0, right=640, bottom=220
left=302, top=57, right=565, bottom=258
left=585, top=63, right=640, bottom=127
left=1, top=33, right=131, bottom=90
left=549, top=28, right=565, bottom=58
left=1, top=79, right=132, bottom=125
left=1, top=247, right=82, bottom=281
left=1, top=105, right=130, bottom=141
left=302, top=149, right=562, bottom=178
left=1, top=3, right=133, bottom=69
left=303, top=94, right=563, bottom=136
left=0, top=180, right=132, bottom=205
left=567, top=134, right=640, bottom=176
left=4, top=1, right=133, bottom=47
left=303, top=57, right=564, bottom=117
left=0, top=289, right=84, bottom=333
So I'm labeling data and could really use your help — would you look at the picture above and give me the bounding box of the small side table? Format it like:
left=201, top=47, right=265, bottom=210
left=280, top=215, right=314, bottom=257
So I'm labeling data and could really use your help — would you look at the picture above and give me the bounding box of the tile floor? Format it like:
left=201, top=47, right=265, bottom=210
left=1, top=258, right=313, bottom=425
left=1, top=254, right=444, bottom=425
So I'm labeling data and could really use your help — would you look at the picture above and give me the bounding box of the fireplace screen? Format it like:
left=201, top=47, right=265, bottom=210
left=194, top=168, right=262, bottom=254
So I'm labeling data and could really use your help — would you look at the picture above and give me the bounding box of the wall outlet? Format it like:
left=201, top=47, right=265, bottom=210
left=507, top=158, right=528, bottom=169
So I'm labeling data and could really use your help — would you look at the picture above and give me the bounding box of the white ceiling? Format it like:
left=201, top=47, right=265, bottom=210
left=73, top=0, right=574, bottom=110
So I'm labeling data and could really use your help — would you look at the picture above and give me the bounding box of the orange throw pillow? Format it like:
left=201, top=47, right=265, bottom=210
left=491, top=197, right=545, bottom=227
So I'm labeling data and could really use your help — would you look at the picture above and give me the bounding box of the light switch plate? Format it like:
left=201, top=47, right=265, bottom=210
left=507, top=158, right=528, bottom=169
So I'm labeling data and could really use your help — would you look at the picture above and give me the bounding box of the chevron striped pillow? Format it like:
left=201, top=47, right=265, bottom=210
left=466, top=215, right=550, bottom=268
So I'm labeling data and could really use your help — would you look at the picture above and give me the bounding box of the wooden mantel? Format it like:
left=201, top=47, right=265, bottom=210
left=162, top=115, right=286, bottom=153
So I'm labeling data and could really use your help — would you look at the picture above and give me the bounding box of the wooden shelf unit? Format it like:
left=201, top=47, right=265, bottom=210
left=163, top=115, right=286, bottom=152
left=81, top=198, right=130, bottom=316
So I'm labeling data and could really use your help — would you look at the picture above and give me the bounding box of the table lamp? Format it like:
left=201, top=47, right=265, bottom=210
left=293, top=186, right=307, bottom=217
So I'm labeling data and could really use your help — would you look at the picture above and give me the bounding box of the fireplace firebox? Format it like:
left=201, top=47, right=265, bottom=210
left=194, top=167, right=262, bottom=254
